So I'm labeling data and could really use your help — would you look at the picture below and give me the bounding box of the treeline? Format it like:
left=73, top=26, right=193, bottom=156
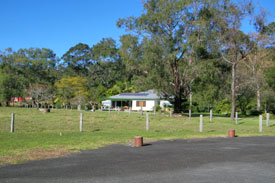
left=0, top=0, right=274, bottom=117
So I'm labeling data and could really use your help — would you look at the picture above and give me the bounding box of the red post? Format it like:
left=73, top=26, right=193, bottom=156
left=228, top=130, right=235, bottom=138
left=134, top=136, right=143, bottom=147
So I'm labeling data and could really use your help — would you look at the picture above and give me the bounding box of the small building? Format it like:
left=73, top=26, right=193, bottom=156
left=102, top=90, right=171, bottom=111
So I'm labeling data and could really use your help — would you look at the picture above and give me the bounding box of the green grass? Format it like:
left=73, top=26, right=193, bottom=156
left=0, top=107, right=274, bottom=165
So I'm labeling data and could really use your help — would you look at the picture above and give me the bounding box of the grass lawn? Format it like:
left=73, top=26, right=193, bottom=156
left=0, top=107, right=274, bottom=165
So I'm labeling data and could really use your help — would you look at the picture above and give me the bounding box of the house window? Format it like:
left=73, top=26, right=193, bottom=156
left=136, top=101, right=146, bottom=107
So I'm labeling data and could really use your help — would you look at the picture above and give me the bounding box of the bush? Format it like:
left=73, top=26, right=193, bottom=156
left=262, top=113, right=275, bottom=120
left=154, top=105, right=161, bottom=112
left=214, top=99, right=231, bottom=114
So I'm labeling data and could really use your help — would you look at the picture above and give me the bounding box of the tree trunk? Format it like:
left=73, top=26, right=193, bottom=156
left=231, top=63, right=236, bottom=120
left=174, top=94, right=182, bottom=113
left=171, top=59, right=182, bottom=113
left=256, top=84, right=261, bottom=111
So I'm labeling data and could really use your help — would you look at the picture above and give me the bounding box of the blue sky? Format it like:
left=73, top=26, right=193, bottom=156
left=0, top=0, right=274, bottom=58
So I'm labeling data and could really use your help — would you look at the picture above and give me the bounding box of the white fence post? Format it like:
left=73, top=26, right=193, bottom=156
left=266, top=113, right=270, bottom=127
left=210, top=109, right=213, bottom=122
left=189, top=109, right=191, bottom=120
left=11, top=113, right=15, bottom=133
left=170, top=110, right=172, bottom=118
left=80, top=113, right=83, bottom=132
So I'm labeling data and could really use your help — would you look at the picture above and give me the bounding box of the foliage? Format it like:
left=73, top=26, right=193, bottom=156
left=214, top=99, right=231, bottom=115
left=55, top=77, right=88, bottom=105
left=105, top=81, right=135, bottom=97
left=61, top=43, right=92, bottom=77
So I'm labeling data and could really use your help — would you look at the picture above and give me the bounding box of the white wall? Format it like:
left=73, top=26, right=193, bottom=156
left=132, top=100, right=155, bottom=111
left=102, top=100, right=111, bottom=107
left=160, top=100, right=171, bottom=108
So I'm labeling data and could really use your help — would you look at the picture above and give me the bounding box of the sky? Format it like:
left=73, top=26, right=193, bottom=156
left=0, top=0, right=274, bottom=58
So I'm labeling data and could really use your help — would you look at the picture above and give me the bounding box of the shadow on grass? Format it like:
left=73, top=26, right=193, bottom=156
left=207, top=130, right=216, bottom=132
left=142, top=143, right=152, bottom=147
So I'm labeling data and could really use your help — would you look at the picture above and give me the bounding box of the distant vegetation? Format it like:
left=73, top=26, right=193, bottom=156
left=0, top=0, right=274, bottom=118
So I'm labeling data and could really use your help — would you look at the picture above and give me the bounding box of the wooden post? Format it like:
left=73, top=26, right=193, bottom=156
left=235, top=112, right=238, bottom=125
left=267, top=113, right=270, bottom=127
left=11, top=113, right=15, bottom=133
left=259, top=115, right=262, bottom=132
left=146, top=113, right=149, bottom=131
left=80, top=113, right=83, bottom=132
left=200, top=115, right=203, bottom=132
left=141, top=107, right=143, bottom=115
left=210, top=109, right=213, bottom=122
left=170, top=110, right=172, bottom=118
left=189, top=109, right=191, bottom=120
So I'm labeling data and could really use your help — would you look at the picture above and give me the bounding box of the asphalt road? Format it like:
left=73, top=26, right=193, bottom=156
left=1, top=136, right=275, bottom=183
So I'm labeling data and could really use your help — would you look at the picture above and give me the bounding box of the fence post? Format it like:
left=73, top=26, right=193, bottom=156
left=200, top=115, right=203, bottom=132
left=235, top=112, right=238, bottom=125
left=146, top=113, right=149, bottom=131
left=267, top=113, right=270, bottom=127
left=11, top=113, right=15, bottom=133
left=170, top=110, right=172, bottom=118
left=80, top=113, right=83, bottom=132
left=210, top=109, right=213, bottom=122
left=189, top=109, right=191, bottom=120
left=259, top=115, right=263, bottom=132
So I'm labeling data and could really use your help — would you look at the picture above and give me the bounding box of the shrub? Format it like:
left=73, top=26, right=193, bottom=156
left=214, top=99, right=231, bottom=114
left=154, top=105, right=161, bottom=112
left=262, top=113, right=275, bottom=120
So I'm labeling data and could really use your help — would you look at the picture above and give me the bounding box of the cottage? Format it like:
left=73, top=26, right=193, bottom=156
left=102, top=90, right=171, bottom=111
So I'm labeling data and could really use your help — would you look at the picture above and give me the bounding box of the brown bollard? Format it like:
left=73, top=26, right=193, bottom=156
left=134, top=136, right=143, bottom=147
left=228, top=130, right=235, bottom=138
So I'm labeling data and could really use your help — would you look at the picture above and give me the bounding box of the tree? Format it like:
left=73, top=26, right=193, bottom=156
left=61, top=43, right=92, bottom=77
left=244, top=9, right=275, bottom=111
left=119, top=34, right=144, bottom=81
left=0, top=49, right=27, bottom=106
left=27, top=84, right=54, bottom=107
left=55, top=77, right=88, bottom=105
left=117, top=0, right=220, bottom=113
left=88, top=38, right=125, bottom=88
left=216, top=1, right=252, bottom=120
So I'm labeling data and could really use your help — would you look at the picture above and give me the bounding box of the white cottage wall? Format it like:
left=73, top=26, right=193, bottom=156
left=132, top=100, right=155, bottom=111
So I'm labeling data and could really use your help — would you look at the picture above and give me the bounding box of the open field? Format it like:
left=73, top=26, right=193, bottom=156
left=0, top=107, right=274, bottom=165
